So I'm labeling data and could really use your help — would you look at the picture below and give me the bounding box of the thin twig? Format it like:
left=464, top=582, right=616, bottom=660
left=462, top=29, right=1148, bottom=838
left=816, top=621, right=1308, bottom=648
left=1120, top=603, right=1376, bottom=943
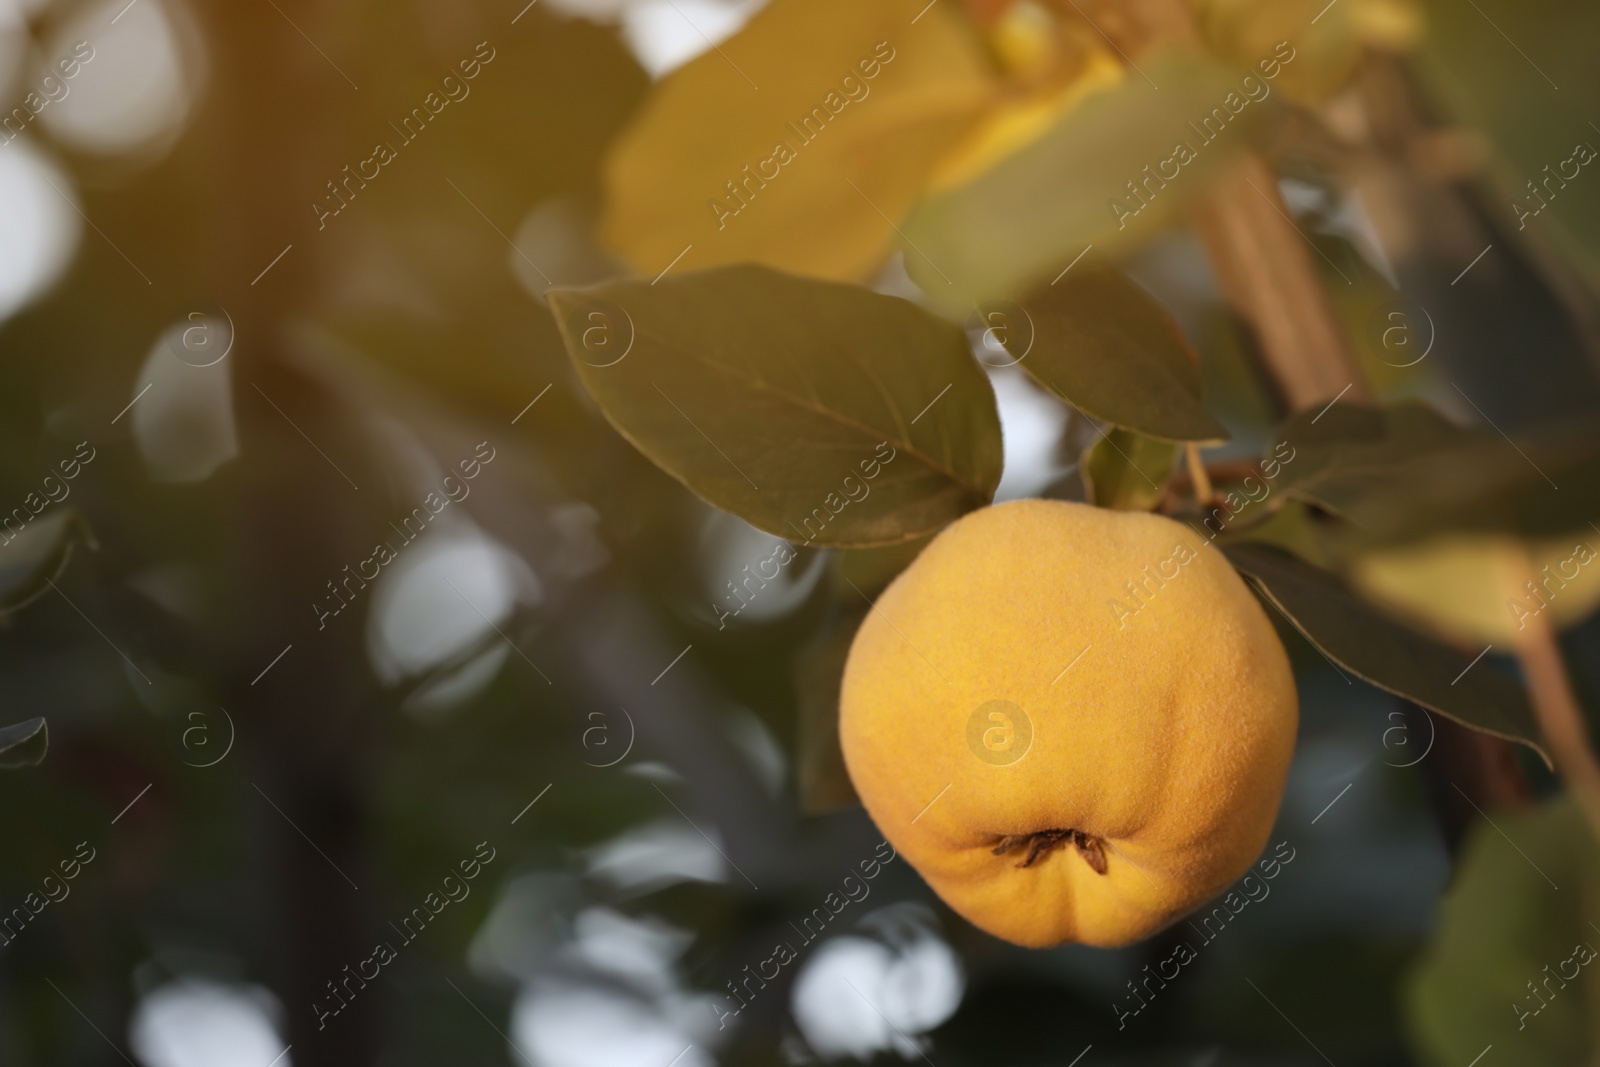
left=1509, top=546, right=1600, bottom=840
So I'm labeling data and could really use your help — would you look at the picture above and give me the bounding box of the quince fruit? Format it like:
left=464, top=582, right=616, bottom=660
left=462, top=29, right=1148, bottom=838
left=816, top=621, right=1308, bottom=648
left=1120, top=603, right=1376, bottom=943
left=839, top=499, right=1297, bottom=947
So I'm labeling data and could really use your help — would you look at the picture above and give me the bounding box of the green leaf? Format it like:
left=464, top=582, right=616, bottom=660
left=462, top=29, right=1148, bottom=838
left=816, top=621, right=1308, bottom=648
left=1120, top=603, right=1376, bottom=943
left=1002, top=263, right=1229, bottom=441
left=1270, top=400, right=1472, bottom=517
left=548, top=265, right=1003, bottom=547
left=1407, top=796, right=1600, bottom=1067
left=1272, top=402, right=1600, bottom=544
left=0, top=509, right=92, bottom=615
left=1216, top=499, right=1340, bottom=570
left=0, top=717, right=48, bottom=769
left=1081, top=428, right=1179, bottom=510
left=1221, top=542, right=1549, bottom=762
left=1346, top=424, right=1600, bottom=545
left=902, top=47, right=1279, bottom=307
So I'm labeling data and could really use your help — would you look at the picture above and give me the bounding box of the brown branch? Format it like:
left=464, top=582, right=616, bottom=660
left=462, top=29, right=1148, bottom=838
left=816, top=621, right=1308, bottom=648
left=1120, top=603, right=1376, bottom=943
left=1510, top=548, right=1600, bottom=840
left=1169, top=457, right=1267, bottom=498
left=1192, top=148, right=1534, bottom=829
left=1192, top=153, right=1371, bottom=413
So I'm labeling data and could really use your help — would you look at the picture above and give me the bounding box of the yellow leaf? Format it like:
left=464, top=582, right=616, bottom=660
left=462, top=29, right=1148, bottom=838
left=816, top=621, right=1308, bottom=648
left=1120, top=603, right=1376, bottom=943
left=600, top=0, right=997, bottom=282
left=1192, top=0, right=1424, bottom=104
left=926, top=48, right=1126, bottom=194
left=1351, top=533, right=1600, bottom=647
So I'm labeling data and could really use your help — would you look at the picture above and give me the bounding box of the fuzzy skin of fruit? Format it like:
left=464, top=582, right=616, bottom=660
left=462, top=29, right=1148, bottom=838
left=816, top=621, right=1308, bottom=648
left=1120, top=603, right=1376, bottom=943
left=839, top=499, right=1298, bottom=948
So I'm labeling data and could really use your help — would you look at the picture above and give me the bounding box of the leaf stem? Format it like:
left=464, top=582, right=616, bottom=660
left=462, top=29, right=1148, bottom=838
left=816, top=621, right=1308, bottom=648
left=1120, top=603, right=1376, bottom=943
left=1185, top=442, right=1213, bottom=506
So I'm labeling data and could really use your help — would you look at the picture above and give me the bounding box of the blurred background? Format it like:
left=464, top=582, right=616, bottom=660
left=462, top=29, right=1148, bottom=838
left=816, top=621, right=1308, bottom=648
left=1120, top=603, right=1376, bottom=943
left=0, top=0, right=1598, bottom=1064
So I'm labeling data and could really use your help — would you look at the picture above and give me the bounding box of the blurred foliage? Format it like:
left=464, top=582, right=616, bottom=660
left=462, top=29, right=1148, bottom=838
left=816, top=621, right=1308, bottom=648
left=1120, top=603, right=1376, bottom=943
left=0, top=718, right=49, bottom=770
left=1353, top=533, right=1600, bottom=648
left=1268, top=401, right=1600, bottom=545
left=1081, top=428, right=1180, bottom=511
left=1407, top=796, right=1600, bottom=1066
left=0, top=509, right=92, bottom=615
left=1417, top=0, right=1600, bottom=293
left=0, top=0, right=1593, bottom=1065
left=903, top=45, right=1282, bottom=306
left=1195, top=0, right=1424, bottom=103
left=1006, top=262, right=1230, bottom=442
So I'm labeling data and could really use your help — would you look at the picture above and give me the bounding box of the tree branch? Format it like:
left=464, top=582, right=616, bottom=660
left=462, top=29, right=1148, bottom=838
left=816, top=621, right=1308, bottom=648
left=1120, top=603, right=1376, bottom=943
left=1192, top=152, right=1371, bottom=412
left=1192, top=148, right=1535, bottom=831
left=1511, top=548, right=1600, bottom=840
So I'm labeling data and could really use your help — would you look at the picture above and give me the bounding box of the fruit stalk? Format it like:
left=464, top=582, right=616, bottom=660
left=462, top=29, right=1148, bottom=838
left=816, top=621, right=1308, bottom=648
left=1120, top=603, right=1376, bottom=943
left=1184, top=442, right=1213, bottom=506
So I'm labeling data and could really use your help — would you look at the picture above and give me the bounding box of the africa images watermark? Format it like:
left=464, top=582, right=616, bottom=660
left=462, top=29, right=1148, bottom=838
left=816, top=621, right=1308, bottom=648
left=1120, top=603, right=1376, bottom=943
left=712, top=539, right=800, bottom=630
left=1, top=441, right=97, bottom=546
left=312, top=41, right=497, bottom=230
left=0, top=841, right=97, bottom=950
left=784, top=440, right=898, bottom=547
left=1195, top=440, right=1297, bottom=541
left=1107, top=540, right=1202, bottom=630
left=708, top=41, right=898, bottom=230
left=1512, top=129, right=1596, bottom=231
left=1514, top=937, right=1597, bottom=1030
left=312, top=441, right=497, bottom=629
left=1507, top=536, right=1598, bottom=631
left=313, top=840, right=497, bottom=1030
left=1114, top=839, right=1298, bottom=1030
left=709, top=840, right=899, bottom=1031
left=1109, top=41, right=1298, bottom=231
left=1, top=40, right=96, bottom=145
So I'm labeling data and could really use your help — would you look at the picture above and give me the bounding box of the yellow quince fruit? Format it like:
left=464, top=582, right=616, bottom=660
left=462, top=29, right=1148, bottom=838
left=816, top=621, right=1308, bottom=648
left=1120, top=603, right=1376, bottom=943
left=840, top=499, right=1298, bottom=947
